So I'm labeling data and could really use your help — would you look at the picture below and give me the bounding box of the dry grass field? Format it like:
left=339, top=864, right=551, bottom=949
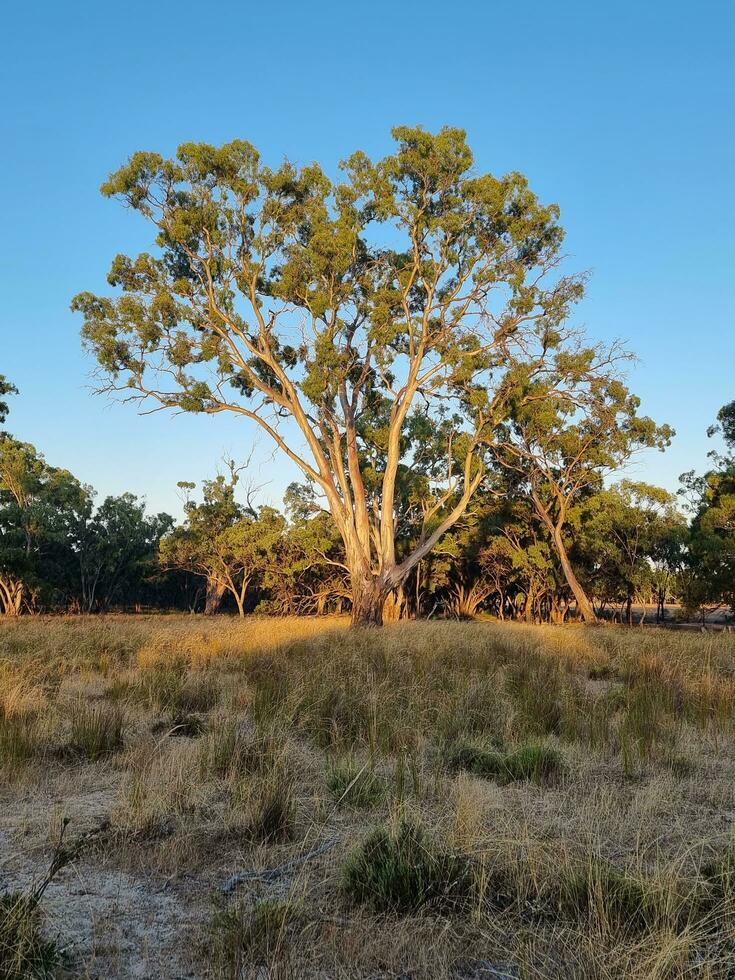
left=3, top=616, right=735, bottom=979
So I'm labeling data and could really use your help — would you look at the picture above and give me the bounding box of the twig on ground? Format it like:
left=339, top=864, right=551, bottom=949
left=221, top=836, right=340, bottom=894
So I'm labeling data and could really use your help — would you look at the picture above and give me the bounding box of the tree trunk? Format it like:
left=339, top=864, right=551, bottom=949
left=383, top=585, right=407, bottom=623
left=552, top=528, right=597, bottom=624
left=0, top=577, right=24, bottom=616
left=350, top=573, right=389, bottom=628
left=205, top=575, right=226, bottom=615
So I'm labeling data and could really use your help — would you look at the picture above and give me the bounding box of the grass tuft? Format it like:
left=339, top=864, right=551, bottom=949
left=67, top=702, right=126, bottom=760
left=0, top=893, right=59, bottom=980
left=447, top=740, right=564, bottom=785
left=246, top=772, right=296, bottom=844
left=0, top=715, right=39, bottom=773
left=342, top=818, right=473, bottom=912
left=207, top=896, right=300, bottom=974
left=325, top=756, right=388, bottom=807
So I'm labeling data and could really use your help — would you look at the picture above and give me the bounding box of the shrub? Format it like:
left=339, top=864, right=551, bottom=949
left=342, top=818, right=472, bottom=912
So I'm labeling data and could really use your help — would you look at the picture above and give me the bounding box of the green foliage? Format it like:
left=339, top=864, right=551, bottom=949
left=342, top=818, right=473, bottom=912
left=0, top=377, right=17, bottom=427
left=161, top=469, right=287, bottom=615
left=574, top=481, right=687, bottom=620
left=0, top=433, right=90, bottom=614
left=679, top=403, right=735, bottom=617
left=75, top=492, right=172, bottom=612
left=0, top=421, right=171, bottom=615
left=446, top=740, right=564, bottom=784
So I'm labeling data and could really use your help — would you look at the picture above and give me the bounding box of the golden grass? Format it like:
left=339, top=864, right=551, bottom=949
left=2, top=615, right=735, bottom=978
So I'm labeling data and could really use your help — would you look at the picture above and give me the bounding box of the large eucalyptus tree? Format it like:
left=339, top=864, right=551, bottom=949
left=73, top=126, right=587, bottom=625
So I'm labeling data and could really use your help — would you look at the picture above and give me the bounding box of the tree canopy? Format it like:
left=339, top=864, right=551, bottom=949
left=73, top=126, right=601, bottom=624
left=0, top=375, right=17, bottom=425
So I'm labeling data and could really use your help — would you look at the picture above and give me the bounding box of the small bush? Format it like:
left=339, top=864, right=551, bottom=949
left=0, top=893, right=59, bottom=979
left=447, top=741, right=563, bottom=785
left=326, top=756, right=387, bottom=807
left=67, top=702, right=125, bottom=760
left=343, top=818, right=472, bottom=912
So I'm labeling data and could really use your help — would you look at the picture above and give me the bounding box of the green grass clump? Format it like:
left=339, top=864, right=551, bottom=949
left=562, top=861, right=652, bottom=932
left=343, top=818, right=472, bottom=912
left=67, top=702, right=125, bottom=760
left=0, top=893, right=59, bottom=979
left=198, top=723, right=282, bottom=782
left=447, top=740, right=563, bottom=785
left=326, top=756, right=388, bottom=807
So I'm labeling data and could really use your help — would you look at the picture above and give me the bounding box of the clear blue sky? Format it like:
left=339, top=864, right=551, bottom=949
left=1, top=0, right=733, bottom=517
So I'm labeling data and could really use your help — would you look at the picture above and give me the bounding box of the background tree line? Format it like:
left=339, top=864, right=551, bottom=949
left=1, top=372, right=732, bottom=623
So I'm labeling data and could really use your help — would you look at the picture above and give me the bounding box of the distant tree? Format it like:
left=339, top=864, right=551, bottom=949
left=496, top=356, right=672, bottom=622
left=163, top=470, right=246, bottom=613
left=0, top=433, right=89, bottom=614
left=0, top=376, right=17, bottom=425
left=73, top=127, right=596, bottom=626
left=161, top=472, right=284, bottom=617
left=575, top=481, right=684, bottom=624
left=679, top=401, right=735, bottom=619
left=479, top=495, right=564, bottom=623
left=267, top=482, right=350, bottom=615
left=74, top=493, right=173, bottom=612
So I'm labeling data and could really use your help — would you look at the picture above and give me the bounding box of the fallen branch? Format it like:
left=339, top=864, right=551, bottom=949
left=222, top=836, right=340, bottom=895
